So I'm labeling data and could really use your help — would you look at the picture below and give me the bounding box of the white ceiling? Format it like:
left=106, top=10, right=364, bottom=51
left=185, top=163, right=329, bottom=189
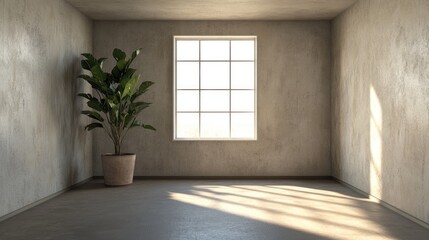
left=66, top=0, right=357, bottom=21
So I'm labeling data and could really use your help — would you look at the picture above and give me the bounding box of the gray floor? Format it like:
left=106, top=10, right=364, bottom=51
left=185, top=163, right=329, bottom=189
left=0, top=180, right=428, bottom=240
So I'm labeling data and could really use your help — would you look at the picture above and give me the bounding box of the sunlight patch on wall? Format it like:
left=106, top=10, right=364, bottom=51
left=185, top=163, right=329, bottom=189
left=370, top=85, right=382, bottom=198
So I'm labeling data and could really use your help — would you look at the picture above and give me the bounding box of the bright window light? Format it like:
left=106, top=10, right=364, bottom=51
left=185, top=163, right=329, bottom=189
left=174, top=36, right=257, bottom=140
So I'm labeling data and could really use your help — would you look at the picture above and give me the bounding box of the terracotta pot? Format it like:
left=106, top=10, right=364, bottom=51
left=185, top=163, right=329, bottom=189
left=101, top=153, right=136, bottom=186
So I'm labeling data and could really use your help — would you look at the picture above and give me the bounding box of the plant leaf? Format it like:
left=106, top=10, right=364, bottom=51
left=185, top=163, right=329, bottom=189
left=78, top=74, right=108, bottom=92
left=127, top=48, right=141, bottom=67
left=116, top=59, right=128, bottom=71
left=122, top=68, right=136, bottom=81
left=130, top=121, right=156, bottom=131
left=77, top=93, right=93, bottom=100
left=81, top=53, right=94, bottom=59
left=131, top=81, right=154, bottom=101
left=142, top=124, right=156, bottom=131
left=81, top=60, right=91, bottom=70
left=87, top=99, right=105, bottom=112
left=130, top=101, right=150, bottom=114
left=90, top=65, right=106, bottom=82
left=123, top=115, right=135, bottom=129
left=119, top=68, right=137, bottom=91
left=113, top=48, right=126, bottom=61
left=81, top=53, right=98, bottom=67
left=98, top=57, right=107, bottom=68
left=121, top=75, right=139, bottom=99
left=111, top=66, right=121, bottom=81
left=81, top=110, right=104, bottom=122
left=84, top=123, right=103, bottom=131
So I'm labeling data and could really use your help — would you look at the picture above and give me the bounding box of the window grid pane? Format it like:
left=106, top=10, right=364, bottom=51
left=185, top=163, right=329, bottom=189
left=175, top=37, right=256, bottom=140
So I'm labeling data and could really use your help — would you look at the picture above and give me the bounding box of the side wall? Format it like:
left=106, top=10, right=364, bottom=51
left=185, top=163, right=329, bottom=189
left=332, top=0, right=429, bottom=223
left=0, top=0, right=93, bottom=218
left=93, top=21, right=331, bottom=176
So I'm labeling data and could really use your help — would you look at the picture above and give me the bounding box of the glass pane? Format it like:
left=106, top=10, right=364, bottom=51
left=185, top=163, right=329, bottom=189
left=231, top=62, right=254, bottom=89
left=201, top=113, right=229, bottom=138
left=176, top=113, right=199, bottom=138
left=231, top=40, right=254, bottom=60
left=201, top=62, right=229, bottom=89
left=176, top=40, right=199, bottom=60
left=231, top=90, right=254, bottom=111
left=177, top=90, right=199, bottom=111
left=201, top=90, right=229, bottom=111
left=176, top=62, right=199, bottom=89
left=201, top=40, right=229, bottom=60
left=231, top=113, right=255, bottom=138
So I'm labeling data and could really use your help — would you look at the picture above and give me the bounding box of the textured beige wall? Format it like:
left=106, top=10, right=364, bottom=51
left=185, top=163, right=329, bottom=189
left=0, top=0, right=93, bottom=218
left=332, top=0, right=429, bottom=223
left=93, top=21, right=331, bottom=176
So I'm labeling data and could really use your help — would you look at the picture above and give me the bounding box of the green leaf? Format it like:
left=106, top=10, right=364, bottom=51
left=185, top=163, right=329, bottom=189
left=90, top=65, right=106, bottom=82
left=122, top=68, right=136, bottom=80
left=87, top=99, right=105, bottom=112
left=107, top=98, right=117, bottom=108
left=111, top=66, right=121, bottom=80
left=77, top=93, right=93, bottom=100
left=119, top=68, right=137, bottom=91
left=127, top=48, right=141, bottom=67
left=81, top=53, right=94, bottom=59
left=139, top=81, right=154, bottom=91
left=81, top=60, right=91, bottom=70
left=131, top=101, right=150, bottom=108
left=81, top=53, right=98, bottom=68
left=123, top=115, right=135, bottom=129
left=98, top=58, right=107, bottom=68
left=130, top=121, right=156, bottom=131
left=131, top=81, right=154, bottom=101
left=106, top=74, right=117, bottom=85
left=113, top=48, right=126, bottom=61
left=121, top=75, right=139, bottom=99
left=116, top=59, right=128, bottom=71
left=81, top=110, right=104, bottom=122
left=78, top=74, right=97, bottom=83
left=132, top=48, right=141, bottom=59
left=78, top=74, right=107, bottom=92
left=130, top=101, right=150, bottom=114
left=84, top=123, right=103, bottom=131
left=142, top=124, right=156, bottom=131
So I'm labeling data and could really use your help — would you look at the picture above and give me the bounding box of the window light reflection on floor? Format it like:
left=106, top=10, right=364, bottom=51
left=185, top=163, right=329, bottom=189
left=169, top=185, right=394, bottom=239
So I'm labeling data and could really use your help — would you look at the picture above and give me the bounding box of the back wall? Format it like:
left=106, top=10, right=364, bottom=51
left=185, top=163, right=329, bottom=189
left=92, top=21, right=331, bottom=176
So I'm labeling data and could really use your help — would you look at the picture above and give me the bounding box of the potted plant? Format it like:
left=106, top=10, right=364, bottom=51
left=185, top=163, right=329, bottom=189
left=78, top=48, right=155, bottom=186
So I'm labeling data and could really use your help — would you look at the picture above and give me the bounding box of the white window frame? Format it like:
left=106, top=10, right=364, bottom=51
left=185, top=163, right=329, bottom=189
left=173, top=36, right=257, bottom=141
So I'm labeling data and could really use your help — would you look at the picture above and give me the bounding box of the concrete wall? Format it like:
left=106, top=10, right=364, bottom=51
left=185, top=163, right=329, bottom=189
left=93, top=21, right=331, bottom=176
left=332, top=0, right=429, bottom=224
left=0, top=0, right=93, bottom=218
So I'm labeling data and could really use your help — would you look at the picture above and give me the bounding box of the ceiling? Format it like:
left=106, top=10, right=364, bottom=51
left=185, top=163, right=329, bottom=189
left=66, top=0, right=357, bottom=21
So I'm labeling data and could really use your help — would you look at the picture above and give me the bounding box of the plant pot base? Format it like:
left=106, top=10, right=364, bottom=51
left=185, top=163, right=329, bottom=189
left=104, top=183, right=132, bottom=187
left=101, top=154, right=136, bottom=186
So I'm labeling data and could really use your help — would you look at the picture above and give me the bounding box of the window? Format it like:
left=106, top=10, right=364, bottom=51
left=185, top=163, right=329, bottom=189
left=174, top=36, right=257, bottom=140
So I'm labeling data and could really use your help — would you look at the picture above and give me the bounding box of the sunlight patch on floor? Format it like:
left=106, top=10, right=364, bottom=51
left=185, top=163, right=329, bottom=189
left=169, top=185, right=394, bottom=240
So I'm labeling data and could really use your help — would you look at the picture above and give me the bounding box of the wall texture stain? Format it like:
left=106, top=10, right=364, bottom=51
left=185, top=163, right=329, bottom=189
left=93, top=21, right=331, bottom=176
left=0, top=0, right=93, bottom=218
left=332, top=0, right=429, bottom=224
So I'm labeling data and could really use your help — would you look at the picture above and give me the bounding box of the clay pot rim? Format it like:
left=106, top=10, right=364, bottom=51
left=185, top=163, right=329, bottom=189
left=102, top=153, right=136, bottom=156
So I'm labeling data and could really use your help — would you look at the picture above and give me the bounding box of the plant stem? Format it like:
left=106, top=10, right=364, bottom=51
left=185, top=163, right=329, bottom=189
left=114, top=141, right=121, bottom=155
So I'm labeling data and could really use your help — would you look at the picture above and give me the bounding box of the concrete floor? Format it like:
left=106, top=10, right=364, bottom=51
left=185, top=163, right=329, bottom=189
left=0, top=180, right=428, bottom=240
